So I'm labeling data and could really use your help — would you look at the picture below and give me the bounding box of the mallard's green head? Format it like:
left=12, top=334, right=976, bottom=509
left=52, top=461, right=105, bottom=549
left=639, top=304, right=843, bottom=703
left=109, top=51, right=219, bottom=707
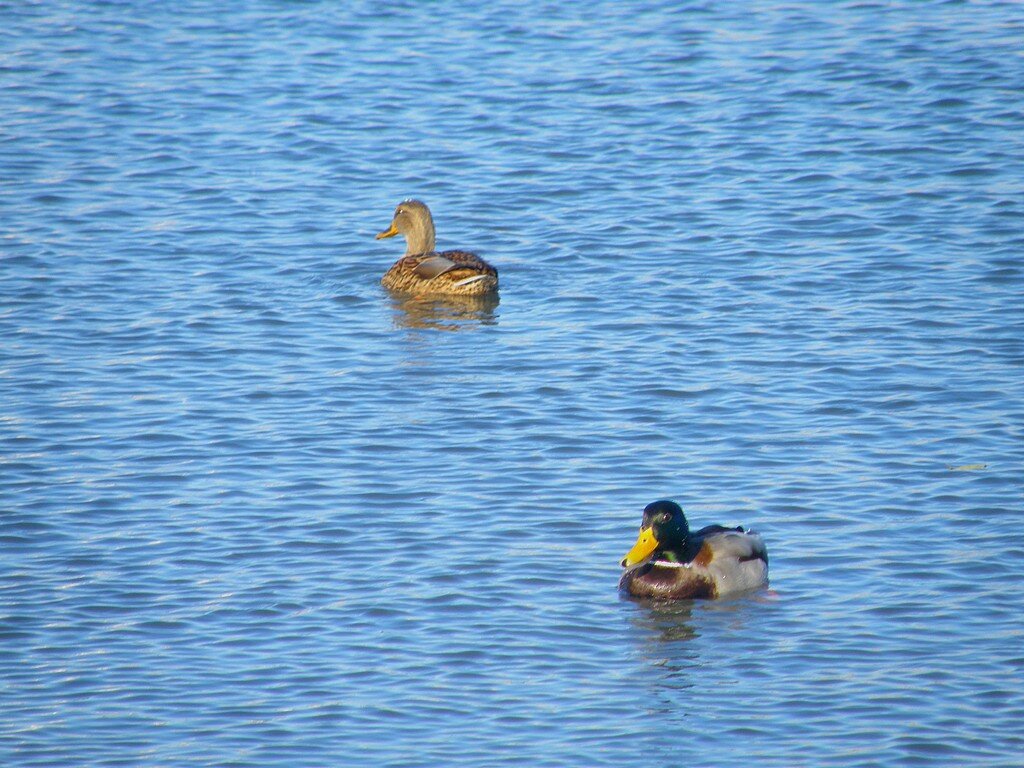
left=620, top=500, right=691, bottom=567
left=376, top=199, right=436, bottom=255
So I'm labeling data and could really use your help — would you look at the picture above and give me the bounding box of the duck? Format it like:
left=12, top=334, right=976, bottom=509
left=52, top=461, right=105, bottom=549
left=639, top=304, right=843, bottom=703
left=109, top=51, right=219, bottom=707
left=375, top=200, right=498, bottom=296
left=619, top=500, right=768, bottom=599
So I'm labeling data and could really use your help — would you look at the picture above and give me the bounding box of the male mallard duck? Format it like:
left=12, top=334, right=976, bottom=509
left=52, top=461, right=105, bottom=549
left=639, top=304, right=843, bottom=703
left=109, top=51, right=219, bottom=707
left=619, top=500, right=768, bottom=599
left=375, top=200, right=498, bottom=296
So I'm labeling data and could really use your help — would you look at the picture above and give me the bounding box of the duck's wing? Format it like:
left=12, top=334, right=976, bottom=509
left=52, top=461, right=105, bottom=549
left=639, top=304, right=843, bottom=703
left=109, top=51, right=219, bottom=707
left=384, top=250, right=498, bottom=295
left=693, top=524, right=744, bottom=537
left=407, top=251, right=496, bottom=279
left=412, top=255, right=460, bottom=279
left=700, top=528, right=769, bottom=596
left=702, top=528, right=768, bottom=564
left=439, top=250, right=498, bottom=276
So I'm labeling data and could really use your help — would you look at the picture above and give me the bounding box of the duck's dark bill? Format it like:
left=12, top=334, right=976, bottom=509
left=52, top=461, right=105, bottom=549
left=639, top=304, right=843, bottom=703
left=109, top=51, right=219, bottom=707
left=621, top=527, right=659, bottom=568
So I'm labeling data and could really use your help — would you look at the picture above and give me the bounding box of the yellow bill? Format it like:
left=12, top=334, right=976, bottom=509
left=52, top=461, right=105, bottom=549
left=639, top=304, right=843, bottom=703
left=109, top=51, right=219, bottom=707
left=621, top=526, right=660, bottom=567
left=376, top=222, right=399, bottom=240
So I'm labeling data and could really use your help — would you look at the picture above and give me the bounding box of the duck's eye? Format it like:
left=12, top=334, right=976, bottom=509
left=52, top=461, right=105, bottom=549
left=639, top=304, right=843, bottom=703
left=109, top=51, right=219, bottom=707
left=396, top=208, right=404, bottom=216
left=659, top=513, right=672, bottom=524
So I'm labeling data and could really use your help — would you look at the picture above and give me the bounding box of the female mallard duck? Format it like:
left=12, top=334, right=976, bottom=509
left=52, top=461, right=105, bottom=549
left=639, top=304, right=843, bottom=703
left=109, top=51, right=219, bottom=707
left=375, top=200, right=498, bottom=296
left=620, top=500, right=768, bottom=599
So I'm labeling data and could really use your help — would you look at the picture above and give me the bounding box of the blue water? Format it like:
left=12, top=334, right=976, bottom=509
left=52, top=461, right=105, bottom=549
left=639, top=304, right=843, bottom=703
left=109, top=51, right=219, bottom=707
left=3, top=1, right=1024, bottom=766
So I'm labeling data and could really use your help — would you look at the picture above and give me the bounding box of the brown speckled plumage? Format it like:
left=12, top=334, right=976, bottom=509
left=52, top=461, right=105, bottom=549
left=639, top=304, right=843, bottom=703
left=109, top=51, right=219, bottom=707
left=376, top=200, right=498, bottom=296
left=381, top=250, right=499, bottom=296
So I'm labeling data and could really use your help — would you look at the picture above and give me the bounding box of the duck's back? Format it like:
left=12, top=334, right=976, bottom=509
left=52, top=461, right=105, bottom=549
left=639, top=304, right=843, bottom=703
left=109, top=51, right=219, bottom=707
left=382, top=249, right=498, bottom=295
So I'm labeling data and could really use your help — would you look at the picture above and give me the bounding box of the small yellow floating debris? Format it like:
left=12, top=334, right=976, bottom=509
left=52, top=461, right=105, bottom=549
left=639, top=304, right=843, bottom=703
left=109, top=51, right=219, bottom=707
left=947, top=463, right=987, bottom=471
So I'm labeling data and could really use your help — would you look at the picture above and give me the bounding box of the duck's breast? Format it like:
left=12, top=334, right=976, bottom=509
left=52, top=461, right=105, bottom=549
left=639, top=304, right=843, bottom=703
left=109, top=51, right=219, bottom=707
left=620, top=561, right=715, bottom=599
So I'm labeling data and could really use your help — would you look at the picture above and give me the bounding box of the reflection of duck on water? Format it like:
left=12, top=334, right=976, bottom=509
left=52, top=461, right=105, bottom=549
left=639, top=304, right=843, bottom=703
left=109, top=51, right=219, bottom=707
left=389, top=292, right=500, bottom=332
left=376, top=200, right=499, bottom=296
left=620, top=501, right=768, bottom=600
left=629, top=599, right=699, bottom=644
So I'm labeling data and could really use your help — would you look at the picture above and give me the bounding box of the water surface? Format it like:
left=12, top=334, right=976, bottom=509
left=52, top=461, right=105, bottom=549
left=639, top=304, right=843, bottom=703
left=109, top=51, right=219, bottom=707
left=3, top=2, right=1024, bottom=766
